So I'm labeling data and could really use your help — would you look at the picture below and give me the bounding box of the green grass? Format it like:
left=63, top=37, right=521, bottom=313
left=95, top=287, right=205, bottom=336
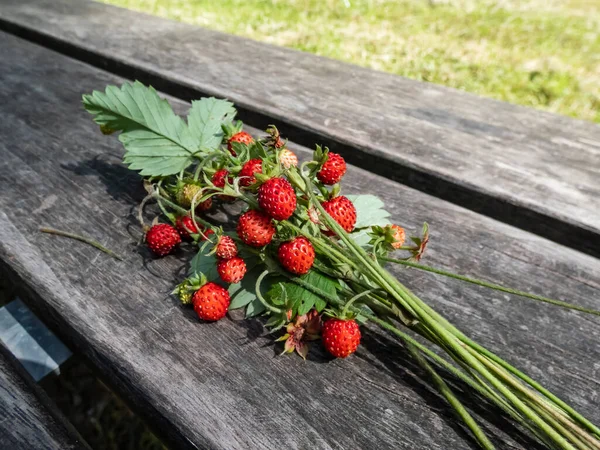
left=102, top=0, right=600, bottom=123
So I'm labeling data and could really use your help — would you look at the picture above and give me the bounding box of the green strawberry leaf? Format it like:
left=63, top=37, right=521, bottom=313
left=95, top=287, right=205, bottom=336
left=346, top=194, right=391, bottom=229
left=349, top=229, right=372, bottom=247
left=245, top=296, right=267, bottom=317
left=189, top=245, right=219, bottom=281
left=267, top=282, right=289, bottom=306
left=228, top=264, right=262, bottom=310
left=248, top=141, right=268, bottom=160
left=82, top=81, right=197, bottom=176
left=267, top=271, right=339, bottom=316
left=356, top=305, right=373, bottom=325
left=187, top=97, right=236, bottom=150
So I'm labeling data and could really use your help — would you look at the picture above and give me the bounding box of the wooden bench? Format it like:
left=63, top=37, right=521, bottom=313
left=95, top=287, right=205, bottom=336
left=0, top=3, right=599, bottom=449
left=2, top=0, right=599, bottom=257
left=0, top=342, right=90, bottom=449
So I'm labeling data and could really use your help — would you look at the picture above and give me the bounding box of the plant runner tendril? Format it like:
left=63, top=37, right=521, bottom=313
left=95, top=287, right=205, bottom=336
left=380, top=256, right=600, bottom=316
left=40, top=227, right=123, bottom=261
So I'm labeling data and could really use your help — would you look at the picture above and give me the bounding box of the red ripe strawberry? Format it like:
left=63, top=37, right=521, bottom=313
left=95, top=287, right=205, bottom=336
left=196, top=196, right=213, bottom=212
left=321, top=318, right=361, bottom=358
left=212, top=169, right=230, bottom=189
left=322, top=196, right=357, bottom=234
left=175, top=216, right=214, bottom=241
left=217, top=257, right=247, bottom=283
left=192, top=282, right=230, bottom=321
left=390, top=224, right=406, bottom=249
left=175, top=215, right=198, bottom=241
left=279, top=149, right=298, bottom=169
left=198, top=227, right=215, bottom=241
left=278, top=236, right=315, bottom=275
left=146, top=223, right=181, bottom=256
left=212, top=169, right=235, bottom=201
left=258, top=177, right=297, bottom=221
left=215, top=235, right=238, bottom=259
left=317, top=152, right=346, bottom=185
left=239, top=159, right=262, bottom=187
left=237, top=210, right=275, bottom=247
left=227, top=131, right=254, bottom=155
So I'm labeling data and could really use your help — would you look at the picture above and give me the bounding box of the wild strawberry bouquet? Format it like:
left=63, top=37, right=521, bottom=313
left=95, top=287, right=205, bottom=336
left=83, top=82, right=600, bottom=449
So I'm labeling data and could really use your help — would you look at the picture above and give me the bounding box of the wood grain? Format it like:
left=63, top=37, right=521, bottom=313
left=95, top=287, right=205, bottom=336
left=0, top=0, right=599, bottom=256
left=0, top=342, right=91, bottom=450
left=0, top=33, right=599, bottom=449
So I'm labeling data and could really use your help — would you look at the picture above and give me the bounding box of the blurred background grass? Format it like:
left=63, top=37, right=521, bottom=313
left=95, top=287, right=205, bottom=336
left=101, top=0, right=600, bottom=123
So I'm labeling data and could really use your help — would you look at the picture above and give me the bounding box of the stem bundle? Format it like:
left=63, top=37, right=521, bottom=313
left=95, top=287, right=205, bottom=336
left=286, top=172, right=600, bottom=449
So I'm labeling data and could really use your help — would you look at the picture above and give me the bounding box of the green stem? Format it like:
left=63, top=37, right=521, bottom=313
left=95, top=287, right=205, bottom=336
left=193, top=151, right=222, bottom=182
left=137, top=193, right=154, bottom=229
left=405, top=342, right=495, bottom=450
left=39, top=228, right=123, bottom=261
left=381, top=257, right=600, bottom=317
left=155, top=196, right=175, bottom=222
left=393, top=285, right=577, bottom=448
left=470, top=350, right=600, bottom=449
left=278, top=270, right=549, bottom=448
left=341, top=289, right=376, bottom=316
left=255, top=270, right=283, bottom=314
left=190, top=190, right=216, bottom=243
left=285, top=223, right=360, bottom=270
left=298, top=173, right=580, bottom=449
left=430, top=308, right=600, bottom=438
left=154, top=193, right=212, bottom=229
left=527, top=401, right=592, bottom=450
left=408, top=299, right=575, bottom=449
left=151, top=193, right=187, bottom=215
left=371, top=237, right=385, bottom=259
left=317, top=183, right=329, bottom=198
left=389, top=284, right=600, bottom=441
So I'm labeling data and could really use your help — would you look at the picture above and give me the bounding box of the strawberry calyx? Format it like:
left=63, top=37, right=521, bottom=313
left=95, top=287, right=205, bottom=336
left=368, top=224, right=407, bottom=255
left=276, top=309, right=321, bottom=360
left=409, top=223, right=430, bottom=262
left=264, top=124, right=286, bottom=149
left=172, top=273, right=205, bottom=305
left=221, top=120, right=243, bottom=140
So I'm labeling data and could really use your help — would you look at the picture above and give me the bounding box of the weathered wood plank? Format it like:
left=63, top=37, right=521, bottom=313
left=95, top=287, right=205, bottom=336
left=0, top=33, right=599, bottom=449
left=0, top=0, right=599, bottom=256
left=0, top=342, right=90, bottom=449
